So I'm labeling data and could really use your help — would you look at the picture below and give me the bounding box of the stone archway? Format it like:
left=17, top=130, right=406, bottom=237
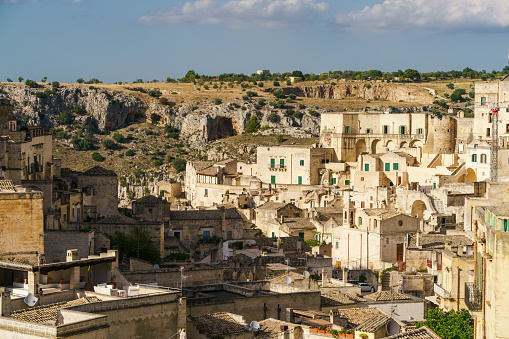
left=411, top=200, right=426, bottom=219
left=400, top=141, right=408, bottom=148
left=355, top=139, right=366, bottom=159
left=410, top=139, right=423, bottom=148
left=386, top=140, right=394, bottom=151
left=465, top=168, right=477, bottom=183
left=371, top=139, right=383, bottom=154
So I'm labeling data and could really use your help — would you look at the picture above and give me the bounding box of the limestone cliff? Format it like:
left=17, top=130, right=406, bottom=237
left=282, top=83, right=434, bottom=104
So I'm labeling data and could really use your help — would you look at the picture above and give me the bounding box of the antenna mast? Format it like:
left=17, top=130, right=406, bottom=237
left=491, top=102, right=499, bottom=182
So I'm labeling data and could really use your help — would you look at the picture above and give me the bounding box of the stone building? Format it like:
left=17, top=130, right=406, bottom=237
left=332, top=209, right=420, bottom=270
left=320, top=111, right=456, bottom=162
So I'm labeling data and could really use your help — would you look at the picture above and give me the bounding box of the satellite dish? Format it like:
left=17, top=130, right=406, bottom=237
left=153, top=264, right=160, bottom=270
left=466, top=250, right=473, bottom=255
left=24, top=293, right=38, bottom=307
left=386, top=320, right=400, bottom=335
left=303, top=271, right=310, bottom=279
left=285, top=276, right=292, bottom=285
left=250, top=321, right=260, bottom=332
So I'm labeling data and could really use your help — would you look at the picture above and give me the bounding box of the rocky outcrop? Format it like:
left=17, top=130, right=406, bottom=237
left=281, top=83, right=434, bottom=104
left=0, top=84, right=178, bottom=130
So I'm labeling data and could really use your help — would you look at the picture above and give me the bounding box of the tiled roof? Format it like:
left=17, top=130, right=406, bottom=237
left=283, top=218, right=315, bottom=230
left=383, top=326, right=442, bottom=339
left=0, top=180, right=16, bottom=192
left=134, top=195, right=160, bottom=205
left=257, top=201, right=294, bottom=211
left=408, top=234, right=473, bottom=250
left=170, top=208, right=242, bottom=220
left=83, top=166, right=116, bottom=176
left=257, top=318, right=298, bottom=338
left=197, top=166, right=219, bottom=176
left=94, top=214, right=138, bottom=225
left=321, top=292, right=364, bottom=307
left=363, top=291, right=411, bottom=301
left=189, top=312, right=249, bottom=336
left=269, top=271, right=304, bottom=283
left=363, top=209, right=401, bottom=220
left=330, top=308, right=387, bottom=328
left=11, top=297, right=100, bottom=325
left=356, top=315, right=390, bottom=332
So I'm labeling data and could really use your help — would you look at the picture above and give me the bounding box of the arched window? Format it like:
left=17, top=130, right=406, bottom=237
left=480, top=154, right=487, bottom=164
left=358, top=217, right=362, bottom=226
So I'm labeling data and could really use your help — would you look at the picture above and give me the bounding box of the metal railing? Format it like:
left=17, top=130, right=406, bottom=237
left=464, top=282, right=482, bottom=311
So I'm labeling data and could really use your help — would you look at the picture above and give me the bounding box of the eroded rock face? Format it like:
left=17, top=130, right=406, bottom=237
left=281, top=84, right=434, bottom=104
left=0, top=85, right=177, bottom=130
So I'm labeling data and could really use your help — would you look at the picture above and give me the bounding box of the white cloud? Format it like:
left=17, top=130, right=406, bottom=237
left=331, top=0, right=509, bottom=32
left=137, top=0, right=329, bottom=29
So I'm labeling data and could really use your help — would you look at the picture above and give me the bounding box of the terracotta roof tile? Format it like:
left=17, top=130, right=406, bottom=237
left=356, top=315, right=390, bottom=332
left=94, top=214, right=138, bottom=224
left=134, top=195, right=160, bottom=205
left=83, top=166, right=116, bottom=176
left=330, top=308, right=387, bottom=328
left=363, top=209, right=400, bottom=220
left=408, top=234, right=473, bottom=250
left=11, top=297, right=100, bottom=325
left=383, top=326, right=442, bottom=339
left=170, top=208, right=242, bottom=220
left=321, top=292, right=364, bottom=307
left=363, top=291, right=411, bottom=301
left=189, top=312, right=249, bottom=336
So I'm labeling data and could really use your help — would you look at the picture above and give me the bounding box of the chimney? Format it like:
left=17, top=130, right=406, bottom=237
left=0, top=292, right=11, bottom=317
left=280, top=215, right=285, bottom=223
left=445, top=241, right=452, bottom=252
left=66, top=249, right=79, bottom=262
left=321, top=268, right=327, bottom=286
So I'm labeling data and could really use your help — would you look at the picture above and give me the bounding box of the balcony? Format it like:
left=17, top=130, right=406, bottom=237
left=464, top=282, right=482, bottom=311
left=269, top=164, right=287, bottom=172
left=434, top=283, right=450, bottom=299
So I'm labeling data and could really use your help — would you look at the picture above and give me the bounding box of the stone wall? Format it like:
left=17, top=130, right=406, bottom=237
left=43, top=231, right=94, bottom=263
left=0, top=191, right=44, bottom=264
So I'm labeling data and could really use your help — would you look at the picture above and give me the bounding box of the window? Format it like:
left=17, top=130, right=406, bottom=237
left=280, top=158, right=285, bottom=168
left=385, top=163, right=390, bottom=171
left=336, top=242, right=339, bottom=249
left=345, top=180, right=350, bottom=185
left=332, top=178, right=336, bottom=185
left=366, top=128, right=372, bottom=134
left=383, top=125, right=389, bottom=134
left=433, top=183, right=437, bottom=189
left=358, top=217, right=362, bottom=225
left=63, top=214, right=67, bottom=222
left=299, top=232, right=304, bottom=239
left=271, top=176, right=276, bottom=184
left=399, top=126, right=407, bottom=135
left=203, top=231, right=211, bottom=241
left=506, top=124, right=509, bottom=133
left=486, top=128, right=491, bottom=137
left=148, top=208, right=153, bottom=215
left=471, top=154, right=477, bottom=162
left=374, top=220, right=377, bottom=228
left=227, top=231, right=233, bottom=240
left=270, top=158, right=275, bottom=168
left=343, top=126, right=351, bottom=134
left=488, top=212, right=491, bottom=223
left=364, top=164, right=369, bottom=171
left=204, top=189, right=208, bottom=197
left=361, top=202, right=365, bottom=208
left=298, top=176, right=302, bottom=185
left=481, top=96, right=487, bottom=106
left=480, top=154, right=487, bottom=164
left=504, top=219, right=508, bottom=232
left=300, top=160, right=304, bottom=166
left=417, top=128, right=423, bottom=135
left=174, top=231, right=181, bottom=240
left=393, top=163, right=399, bottom=170
left=272, top=232, right=275, bottom=238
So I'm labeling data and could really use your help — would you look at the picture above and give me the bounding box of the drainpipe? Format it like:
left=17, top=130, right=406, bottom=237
left=457, top=266, right=461, bottom=311
left=482, top=256, right=486, bottom=338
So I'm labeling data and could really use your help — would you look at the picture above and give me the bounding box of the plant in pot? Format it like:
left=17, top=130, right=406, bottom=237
left=84, top=266, right=93, bottom=291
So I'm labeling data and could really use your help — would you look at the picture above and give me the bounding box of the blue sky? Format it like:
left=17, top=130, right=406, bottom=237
left=1, top=0, right=509, bottom=83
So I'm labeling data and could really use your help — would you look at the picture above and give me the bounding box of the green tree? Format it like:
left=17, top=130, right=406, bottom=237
left=6, top=78, right=12, bottom=82
left=273, top=88, right=285, bottom=99
left=77, top=78, right=84, bottom=84
left=273, top=81, right=280, bottom=87
left=403, top=69, right=421, bottom=81
left=244, top=115, right=260, bottom=133
left=291, top=70, right=304, bottom=79
left=415, top=308, right=473, bottom=339
left=213, top=98, right=222, bottom=105
left=267, top=113, right=280, bottom=123
left=172, top=157, right=186, bottom=172
left=102, top=138, right=115, bottom=149
left=91, top=152, right=105, bottom=162
left=125, top=149, right=135, bottom=156
left=58, top=110, right=72, bottom=125
left=276, top=134, right=284, bottom=143
left=112, top=132, right=124, bottom=143
left=18, top=77, right=23, bottom=82
left=109, top=226, right=160, bottom=264
left=25, top=79, right=38, bottom=88
left=446, top=83, right=455, bottom=90
left=41, top=77, right=47, bottom=83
